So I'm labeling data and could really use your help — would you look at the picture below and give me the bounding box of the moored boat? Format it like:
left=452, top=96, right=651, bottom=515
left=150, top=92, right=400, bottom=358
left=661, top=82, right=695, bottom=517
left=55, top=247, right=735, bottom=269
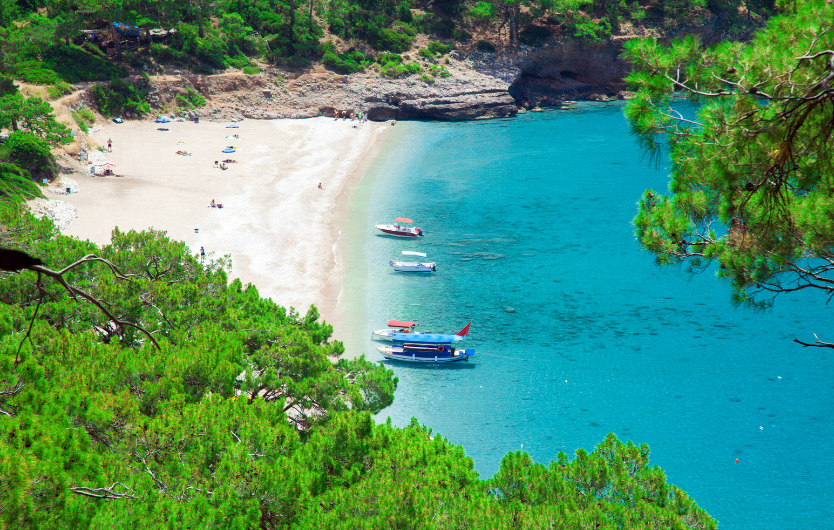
left=390, top=251, right=435, bottom=272
left=372, top=320, right=420, bottom=341
left=377, top=333, right=475, bottom=363
left=372, top=320, right=470, bottom=342
left=375, top=217, right=423, bottom=237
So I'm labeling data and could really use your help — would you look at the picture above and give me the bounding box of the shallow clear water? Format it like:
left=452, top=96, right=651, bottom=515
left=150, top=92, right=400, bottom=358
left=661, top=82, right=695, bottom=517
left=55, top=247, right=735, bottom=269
left=340, top=103, right=834, bottom=529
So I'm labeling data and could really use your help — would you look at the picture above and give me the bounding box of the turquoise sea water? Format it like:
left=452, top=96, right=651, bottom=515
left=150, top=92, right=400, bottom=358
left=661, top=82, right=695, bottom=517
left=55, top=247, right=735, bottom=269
left=339, top=103, right=834, bottom=529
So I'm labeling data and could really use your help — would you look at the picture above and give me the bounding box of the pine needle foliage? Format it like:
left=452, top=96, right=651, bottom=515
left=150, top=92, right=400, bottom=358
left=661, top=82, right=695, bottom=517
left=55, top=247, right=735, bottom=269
left=0, top=185, right=715, bottom=529
left=624, top=0, right=834, bottom=310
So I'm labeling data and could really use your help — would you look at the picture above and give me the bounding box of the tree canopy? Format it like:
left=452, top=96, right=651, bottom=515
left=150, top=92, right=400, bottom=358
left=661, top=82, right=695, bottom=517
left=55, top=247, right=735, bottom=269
left=623, top=0, right=834, bottom=319
left=0, top=179, right=716, bottom=528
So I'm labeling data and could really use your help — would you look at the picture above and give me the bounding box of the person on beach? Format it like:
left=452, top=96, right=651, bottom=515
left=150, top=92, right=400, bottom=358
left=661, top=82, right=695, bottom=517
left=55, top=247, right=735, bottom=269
left=200, top=247, right=205, bottom=262
left=318, top=183, right=322, bottom=190
left=210, top=200, right=216, bottom=207
left=107, top=138, right=112, bottom=152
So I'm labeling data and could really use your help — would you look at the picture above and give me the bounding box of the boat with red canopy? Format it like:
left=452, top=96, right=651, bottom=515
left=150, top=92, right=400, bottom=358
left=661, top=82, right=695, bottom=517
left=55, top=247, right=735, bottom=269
left=372, top=320, right=420, bottom=341
left=372, top=320, right=471, bottom=342
left=374, top=217, right=423, bottom=237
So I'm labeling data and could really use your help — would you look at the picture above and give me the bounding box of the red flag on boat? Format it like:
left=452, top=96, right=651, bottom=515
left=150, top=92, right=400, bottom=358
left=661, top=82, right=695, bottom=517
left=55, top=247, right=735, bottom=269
left=456, top=321, right=471, bottom=336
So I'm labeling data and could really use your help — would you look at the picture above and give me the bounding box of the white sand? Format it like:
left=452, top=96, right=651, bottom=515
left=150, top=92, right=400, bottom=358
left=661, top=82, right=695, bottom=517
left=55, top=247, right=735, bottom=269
left=60, top=117, right=388, bottom=321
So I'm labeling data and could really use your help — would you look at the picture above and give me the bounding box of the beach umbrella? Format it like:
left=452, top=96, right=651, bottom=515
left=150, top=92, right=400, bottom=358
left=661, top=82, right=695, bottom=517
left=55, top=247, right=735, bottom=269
left=93, top=162, right=115, bottom=166
left=222, top=148, right=235, bottom=153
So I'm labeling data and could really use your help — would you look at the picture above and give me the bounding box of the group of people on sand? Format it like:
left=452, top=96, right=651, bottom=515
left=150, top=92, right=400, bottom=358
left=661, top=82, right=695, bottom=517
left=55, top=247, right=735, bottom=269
left=175, top=150, right=192, bottom=156
left=209, top=199, right=224, bottom=209
left=215, top=159, right=238, bottom=170
left=333, top=110, right=367, bottom=123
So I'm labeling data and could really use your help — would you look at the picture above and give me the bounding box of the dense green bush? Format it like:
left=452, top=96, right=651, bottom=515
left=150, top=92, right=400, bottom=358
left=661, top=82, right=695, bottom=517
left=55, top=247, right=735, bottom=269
left=81, top=41, right=107, bottom=58
left=91, top=79, right=150, bottom=118
left=376, top=27, right=414, bottom=52
left=241, top=66, right=261, bottom=74
left=322, top=48, right=371, bottom=74
left=12, top=61, right=63, bottom=85
left=428, top=41, right=455, bottom=55
left=175, top=88, right=206, bottom=111
left=380, top=61, right=422, bottom=78
left=567, top=12, right=612, bottom=41
left=42, top=45, right=129, bottom=83
left=0, top=162, right=43, bottom=200
left=2, top=131, right=56, bottom=180
left=476, top=39, right=496, bottom=52
left=46, top=82, right=72, bottom=99
left=519, top=25, right=552, bottom=46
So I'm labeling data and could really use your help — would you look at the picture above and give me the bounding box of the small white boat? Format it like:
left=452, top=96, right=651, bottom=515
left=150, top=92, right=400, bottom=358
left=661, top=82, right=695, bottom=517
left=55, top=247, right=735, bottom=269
left=390, top=251, right=435, bottom=272
left=375, top=217, right=423, bottom=237
left=372, top=321, right=470, bottom=342
left=372, top=320, right=421, bottom=341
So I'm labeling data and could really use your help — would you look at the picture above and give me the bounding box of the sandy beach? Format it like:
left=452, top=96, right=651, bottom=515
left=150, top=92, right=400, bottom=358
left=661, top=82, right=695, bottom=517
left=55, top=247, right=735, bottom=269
left=56, top=117, right=389, bottom=330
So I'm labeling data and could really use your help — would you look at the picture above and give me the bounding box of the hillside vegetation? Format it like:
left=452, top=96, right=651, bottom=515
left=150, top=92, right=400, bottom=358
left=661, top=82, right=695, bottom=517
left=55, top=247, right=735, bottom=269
left=0, top=168, right=720, bottom=528
left=0, top=0, right=770, bottom=100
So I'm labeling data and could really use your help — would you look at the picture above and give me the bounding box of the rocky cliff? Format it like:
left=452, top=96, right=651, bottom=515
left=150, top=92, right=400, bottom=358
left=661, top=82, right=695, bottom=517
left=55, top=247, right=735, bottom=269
left=145, top=59, right=518, bottom=122
left=138, top=17, right=731, bottom=122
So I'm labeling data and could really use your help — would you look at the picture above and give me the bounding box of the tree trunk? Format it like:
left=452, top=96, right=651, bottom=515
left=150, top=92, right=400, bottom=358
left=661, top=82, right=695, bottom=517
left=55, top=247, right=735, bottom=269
left=109, top=22, right=123, bottom=62
left=145, top=28, right=152, bottom=54
left=344, top=0, right=352, bottom=39
left=289, top=0, right=295, bottom=43
left=198, top=6, right=204, bottom=38
left=309, top=0, right=314, bottom=30
left=513, top=4, right=521, bottom=40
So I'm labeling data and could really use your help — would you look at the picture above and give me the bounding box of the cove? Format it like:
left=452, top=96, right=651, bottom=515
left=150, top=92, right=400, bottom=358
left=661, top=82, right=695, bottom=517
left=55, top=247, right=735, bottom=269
left=337, top=102, right=833, bottom=529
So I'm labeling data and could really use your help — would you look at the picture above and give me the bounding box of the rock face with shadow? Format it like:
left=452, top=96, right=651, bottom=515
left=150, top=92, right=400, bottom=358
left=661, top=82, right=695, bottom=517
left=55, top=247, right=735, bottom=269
left=164, top=64, right=518, bottom=122
left=480, top=18, right=725, bottom=108
left=508, top=40, right=634, bottom=107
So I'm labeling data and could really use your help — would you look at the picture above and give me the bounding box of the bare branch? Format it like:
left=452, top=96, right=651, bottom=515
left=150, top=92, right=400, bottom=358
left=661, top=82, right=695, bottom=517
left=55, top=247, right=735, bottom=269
left=793, top=333, right=834, bottom=349
left=71, top=483, right=140, bottom=500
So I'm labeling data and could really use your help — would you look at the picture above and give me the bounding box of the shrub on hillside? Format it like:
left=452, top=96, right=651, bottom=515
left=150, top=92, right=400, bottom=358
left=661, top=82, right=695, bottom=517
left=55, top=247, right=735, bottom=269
left=376, top=27, right=413, bottom=52
left=242, top=66, right=261, bottom=75
left=322, top=49, right=370, bottom=74
left=380, top=61, right=422, bottom=78
left=519, top=25, right=552, bottom=47
left=476, top=39, right=496, bottom=52
left=0, top=162, right=44, bottom=201
left=175, top=87, right=206, bottom=111
left=13, top=62, right=63, bottom=85
left=2, top=132, right=57, bottom=181
left=91, top=79, right=150, bottom=118
left=43, top=45, right=129, bottom=82
left=428, top=41, right=455, bottom=55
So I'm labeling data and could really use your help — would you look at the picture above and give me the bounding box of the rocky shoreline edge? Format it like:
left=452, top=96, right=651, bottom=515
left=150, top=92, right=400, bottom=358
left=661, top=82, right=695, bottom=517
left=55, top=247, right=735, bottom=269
left=60, top=21, right=731, bottom=124
left=138, top=43, right=638, bottom=124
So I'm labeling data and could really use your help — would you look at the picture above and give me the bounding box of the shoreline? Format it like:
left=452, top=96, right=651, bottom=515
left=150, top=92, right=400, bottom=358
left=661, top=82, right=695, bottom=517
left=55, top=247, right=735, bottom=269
left=52, top=117, right=390, bottom=327
left=318, top=121, right=392, bottom=348
left=324, top=122, right=409, bottom=358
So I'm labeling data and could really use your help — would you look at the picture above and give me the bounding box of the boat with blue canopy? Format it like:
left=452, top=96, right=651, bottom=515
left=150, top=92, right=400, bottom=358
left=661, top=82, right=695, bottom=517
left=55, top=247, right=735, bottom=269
left=376, top=332, right=475, bottom=363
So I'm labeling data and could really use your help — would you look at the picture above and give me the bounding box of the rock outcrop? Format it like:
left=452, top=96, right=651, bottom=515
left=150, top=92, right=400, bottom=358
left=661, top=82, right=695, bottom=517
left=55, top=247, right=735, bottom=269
left=116, top=15, right=733, bottom=122
left=147, top=63, right=517, bottom=122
